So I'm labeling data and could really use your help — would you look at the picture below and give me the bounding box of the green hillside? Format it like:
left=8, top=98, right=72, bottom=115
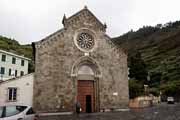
left=113, top=21, right=180, bottom=99
left=0, top=36, right=34, bottom=73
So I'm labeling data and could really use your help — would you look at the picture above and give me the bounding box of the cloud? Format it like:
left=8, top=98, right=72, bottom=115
left=0, top=0, right=180, bottom=44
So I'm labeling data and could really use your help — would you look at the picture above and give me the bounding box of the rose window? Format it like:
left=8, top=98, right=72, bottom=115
left=77, top=33, right=95, bottom=50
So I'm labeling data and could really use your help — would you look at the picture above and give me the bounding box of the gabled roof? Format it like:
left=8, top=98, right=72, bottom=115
left=33, top=28, right=64, bottom=44
left=64, top=6, right=105, bottom=28
left=33, top=6, right=106, bottom=46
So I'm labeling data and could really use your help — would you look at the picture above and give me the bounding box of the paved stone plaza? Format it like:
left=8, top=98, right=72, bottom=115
left=39, top=103, right=180, bottom=120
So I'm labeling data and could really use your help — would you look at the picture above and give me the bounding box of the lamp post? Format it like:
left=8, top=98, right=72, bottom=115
left=159, top=91, right=162, bottom=103
left=147, top=73, right=150, bottom=83
left=144, top=84, right=148, bottom=95
left=145, top=72, right=151, bottom=96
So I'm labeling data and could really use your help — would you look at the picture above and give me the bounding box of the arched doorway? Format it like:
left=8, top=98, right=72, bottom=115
left=77, top=65, right=95, bottom=113
left=71, top=56, right=101, bottom=113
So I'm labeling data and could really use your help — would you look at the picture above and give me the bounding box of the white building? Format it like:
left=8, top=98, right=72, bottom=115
left=0, top=49, right=30, bottom=81
left=0, top=73, right=34, bottom=106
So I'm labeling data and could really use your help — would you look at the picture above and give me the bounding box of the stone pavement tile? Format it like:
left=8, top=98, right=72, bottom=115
left=39, top=104, right=180, bottom=120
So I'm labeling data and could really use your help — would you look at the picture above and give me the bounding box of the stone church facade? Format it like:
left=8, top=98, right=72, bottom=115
left=33, top=7, right=129, bottom=113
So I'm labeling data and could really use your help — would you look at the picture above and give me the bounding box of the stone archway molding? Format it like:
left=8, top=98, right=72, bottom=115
left=71, top=56, right=102, bottom=78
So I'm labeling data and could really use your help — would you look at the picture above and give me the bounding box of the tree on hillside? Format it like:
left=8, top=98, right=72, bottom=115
left=160, top=80, right=180, bottom=100
left=129, top=79, right=144, bottom=99
left=128, top=51, right=148, bottom=84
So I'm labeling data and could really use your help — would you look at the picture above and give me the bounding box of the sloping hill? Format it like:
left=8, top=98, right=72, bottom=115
left=113, top=21, right=180, bottom=98
left=113, top=21, right=180, bottom=81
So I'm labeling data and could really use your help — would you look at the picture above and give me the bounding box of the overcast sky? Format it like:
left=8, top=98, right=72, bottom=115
left=0, top=0, right=180, bottom=44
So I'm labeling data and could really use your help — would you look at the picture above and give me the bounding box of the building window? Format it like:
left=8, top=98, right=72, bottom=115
left=15, top=70, right=17, bottom=77
left=0, top=67, right=5, bottom=74
left=12, top=57, right=16, bottom=64
left=21, top=60, right=24, bottom=66
left=20, top=71, right=24, bottom=76
left=9, top=69, right=12, bottom=76
left=8, top=88, right=17, bottom=101
left=1, top=54, right=6, bottom=62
